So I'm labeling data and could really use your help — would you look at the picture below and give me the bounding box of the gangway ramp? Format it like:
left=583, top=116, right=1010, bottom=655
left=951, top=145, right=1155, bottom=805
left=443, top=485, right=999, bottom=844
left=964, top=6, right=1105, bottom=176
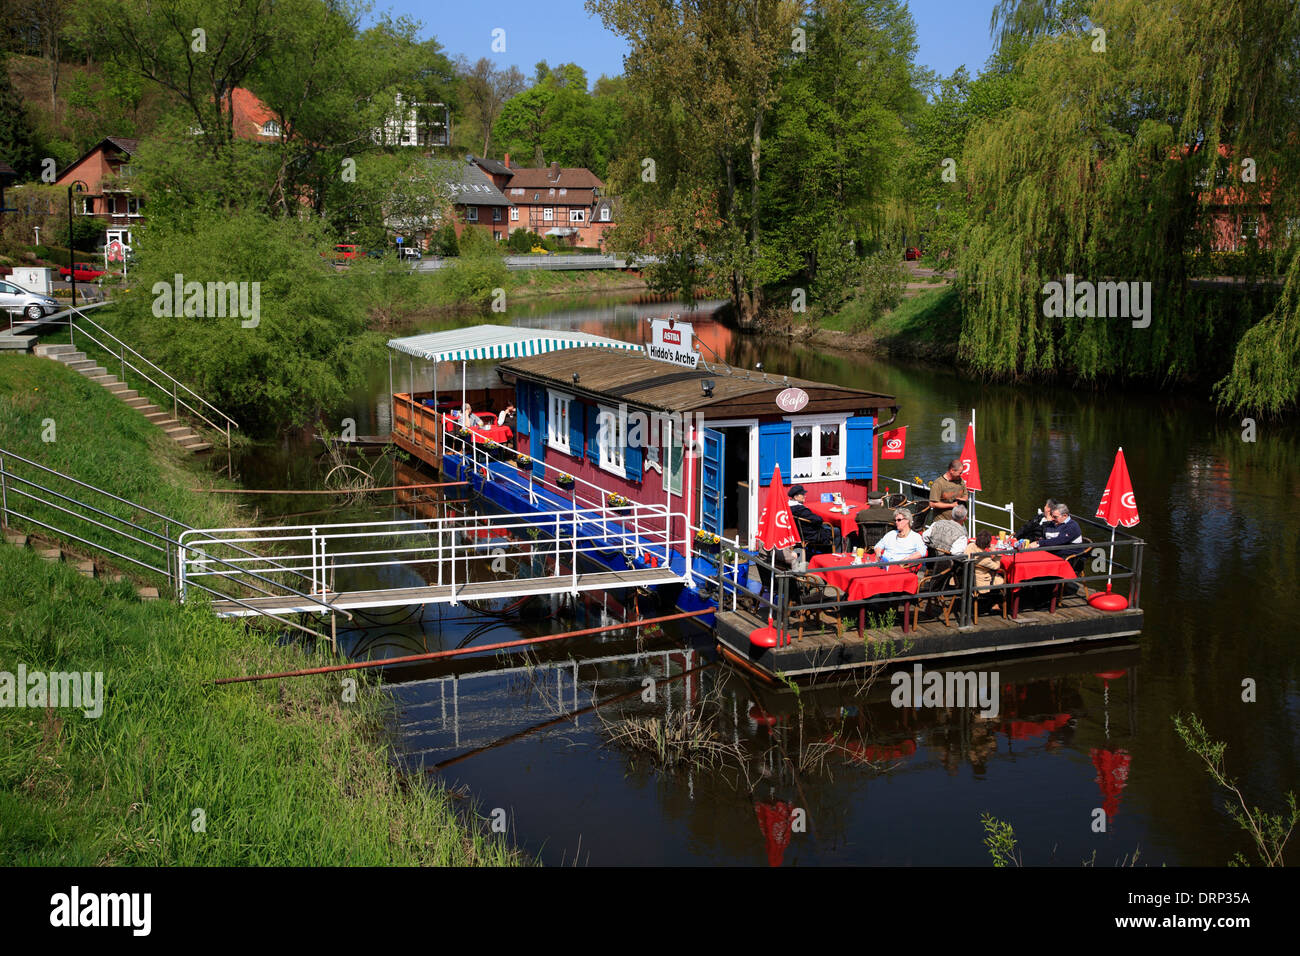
left=181, top=503, right=689, bottom=618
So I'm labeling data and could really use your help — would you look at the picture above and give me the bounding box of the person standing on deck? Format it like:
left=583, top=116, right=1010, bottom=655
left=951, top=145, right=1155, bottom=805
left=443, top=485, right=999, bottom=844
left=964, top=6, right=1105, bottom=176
left=930, top=459, right=968, bottom=518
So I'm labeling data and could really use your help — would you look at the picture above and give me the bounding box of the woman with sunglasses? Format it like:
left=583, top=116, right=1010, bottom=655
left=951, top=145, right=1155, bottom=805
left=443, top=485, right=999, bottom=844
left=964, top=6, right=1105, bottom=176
left=872, top=510, right=926, bottom=564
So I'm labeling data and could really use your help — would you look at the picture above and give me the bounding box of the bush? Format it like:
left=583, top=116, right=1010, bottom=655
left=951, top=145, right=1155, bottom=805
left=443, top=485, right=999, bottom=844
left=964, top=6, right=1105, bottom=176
left=506, top=229, right=542, bottom=254
left=427, top=223, right=459, bottom=257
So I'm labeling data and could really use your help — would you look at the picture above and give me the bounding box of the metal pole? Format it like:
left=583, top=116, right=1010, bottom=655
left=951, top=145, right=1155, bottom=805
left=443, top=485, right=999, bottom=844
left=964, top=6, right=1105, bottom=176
left=1132, top=540, right=1143, bottom=609
left=387, top=351, right=394, bottom=439
left=0, top=452, right=8, bottom=525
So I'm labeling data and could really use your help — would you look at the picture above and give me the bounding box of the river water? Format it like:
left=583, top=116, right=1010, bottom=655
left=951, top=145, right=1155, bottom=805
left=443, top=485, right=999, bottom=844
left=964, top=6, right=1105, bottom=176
left=235, top=294, right=1300, bottom=866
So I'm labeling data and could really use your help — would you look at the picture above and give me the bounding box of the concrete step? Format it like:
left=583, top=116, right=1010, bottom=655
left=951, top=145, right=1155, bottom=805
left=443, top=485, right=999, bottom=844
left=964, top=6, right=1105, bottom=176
left=79, top=367, right=107, bottom=378
left=3, top=529, right=28, bottom=548
left=0, top=334, right=36, bottom=352
left=163, top=425, right=194, bottom=437
left=107, top=385, right=137, bottom=398
left=66, top=359, right=98, bottom=371
left=182, top=442, right=213, bottom=454
left=124, top=397, right=151, bottom=408
left=34, top=344, right=78, bottom=357
left=87, top=375, right=118, bottom=386
left=137, top=586, right=159, bottom=601
left=37, top=546, right=62, bottom=563
left=73, top=558, right=95, bottom=578
left=144, top=412, right=173, bottom=423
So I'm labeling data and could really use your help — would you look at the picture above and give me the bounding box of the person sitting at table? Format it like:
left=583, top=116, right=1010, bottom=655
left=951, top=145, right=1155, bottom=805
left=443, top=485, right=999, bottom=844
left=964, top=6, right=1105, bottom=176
left=873, top=510, right=926, bottom=565
left=966, top=530, right=1006, bottom=612
left=462, top=402, right=485, bottom=428
left=929, top=459, right=968, bottom=519
left=496, top=404, right=517, bottom=427
left=1016, top=498, right=1057, bottom=543
left=788, top=485, right=833, bottom=548
left=922, top=503, right=968, bottom=555
left=1040, top=503, right=1087, bottom=557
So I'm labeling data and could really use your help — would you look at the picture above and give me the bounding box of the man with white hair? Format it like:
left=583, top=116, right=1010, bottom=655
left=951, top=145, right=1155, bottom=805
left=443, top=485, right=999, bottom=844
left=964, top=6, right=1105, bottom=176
left=923, top=502, right=969, bottom=555
left=1040, top=503, right=1087, bottom=557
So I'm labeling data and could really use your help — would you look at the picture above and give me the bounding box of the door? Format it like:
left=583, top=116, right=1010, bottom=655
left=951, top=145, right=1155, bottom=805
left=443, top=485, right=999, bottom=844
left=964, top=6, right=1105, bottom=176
left=700, top=428, right=725, bottom=536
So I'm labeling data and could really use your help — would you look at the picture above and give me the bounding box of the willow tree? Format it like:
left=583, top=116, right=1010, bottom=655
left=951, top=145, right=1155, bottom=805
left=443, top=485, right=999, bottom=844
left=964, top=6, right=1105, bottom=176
left=587, top=0, right=799, bottom=324
left=957, top=0, right=1300, bottom=413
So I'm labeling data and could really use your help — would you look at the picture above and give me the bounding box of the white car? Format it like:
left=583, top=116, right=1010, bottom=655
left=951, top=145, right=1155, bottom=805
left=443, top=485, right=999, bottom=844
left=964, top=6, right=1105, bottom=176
left=0, top=279, right=60, bottom=321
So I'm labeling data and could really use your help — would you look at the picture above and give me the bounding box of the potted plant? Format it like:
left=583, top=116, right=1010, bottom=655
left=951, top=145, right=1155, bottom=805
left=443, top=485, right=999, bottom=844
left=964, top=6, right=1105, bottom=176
left=721, top=549, right=751, bottom=583
left=556, top=473, right=575, bottom=490
left=606, top=492, right=630, bottom=508
left=515, top=454, right=532, bottom=469
left=694, top=529, right=721, bottom=554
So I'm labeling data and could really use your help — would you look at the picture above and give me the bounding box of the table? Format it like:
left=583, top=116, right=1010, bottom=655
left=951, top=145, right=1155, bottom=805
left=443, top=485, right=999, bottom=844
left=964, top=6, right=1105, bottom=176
left=999, top=550, right=1076, bottom=618
left=805, top=500, right=863, bottom=543
left=808, top=553, right=920, bottom=634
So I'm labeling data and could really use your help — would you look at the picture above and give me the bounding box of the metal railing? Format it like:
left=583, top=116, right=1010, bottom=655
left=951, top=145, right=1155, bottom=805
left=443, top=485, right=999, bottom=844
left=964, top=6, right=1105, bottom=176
left=180, top=502, right=686, bottom=613
left=0, top=448, right=346, bottom=639
left=57, top=304, right=240, bottom=446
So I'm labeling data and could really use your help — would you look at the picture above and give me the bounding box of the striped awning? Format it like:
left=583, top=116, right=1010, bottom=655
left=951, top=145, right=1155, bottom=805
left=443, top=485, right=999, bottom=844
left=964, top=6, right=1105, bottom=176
left=387, top=325, right=641, bottom=363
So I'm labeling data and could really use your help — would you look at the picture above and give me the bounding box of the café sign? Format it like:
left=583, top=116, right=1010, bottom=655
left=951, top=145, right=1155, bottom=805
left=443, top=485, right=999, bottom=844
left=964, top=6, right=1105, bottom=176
left=645, top=318, right=700, bottom=369
left=775, top=387, right=809, bottom=413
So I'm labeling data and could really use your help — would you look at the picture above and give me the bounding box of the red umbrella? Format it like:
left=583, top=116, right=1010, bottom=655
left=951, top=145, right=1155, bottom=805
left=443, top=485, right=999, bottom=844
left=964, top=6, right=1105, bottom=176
left=1090, top=747, right=1132, bottom=819
left=960, top=423, right=982, bottom=491
left=756, top=463, right=799, bottom=551
left=1091, top=448, right=1140, bottom=610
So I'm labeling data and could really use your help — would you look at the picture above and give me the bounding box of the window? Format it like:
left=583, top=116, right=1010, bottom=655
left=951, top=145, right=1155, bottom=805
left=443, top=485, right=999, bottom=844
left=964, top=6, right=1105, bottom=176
left=662, top=421, right=683, bottom=495
left=596, top=405, right=626, bottom=477
left=543, top=208, right=554, bottom=221
left=549, top=187, right=555, bottom=196
left=492, top=207, right=502, bottom=222
left=466, top=207, right=478, bottom=222
left=1241, top=215, right=1259, bottom=239
left=533, top=192, right=540, bottom=200
left=126, top=196, right=141, bottom=216
left=790, top=417, right=846, bottom=482
left=559, top=188, right=567, bottom=196
left=570, top=209, right=585, bottom=223
left=260, top=120, right=281, bottom=138
left=600, top=206, right=611, bottom=222
left=547, top=390, right=572, bottom=454
left=510, top=207, right=519, bottom=221
left=81, top=198, right=94, bottom=215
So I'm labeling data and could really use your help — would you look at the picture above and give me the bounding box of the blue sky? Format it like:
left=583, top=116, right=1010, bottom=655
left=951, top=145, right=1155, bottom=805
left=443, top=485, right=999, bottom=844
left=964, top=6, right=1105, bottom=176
left=378, top=1, right=997, bottom=87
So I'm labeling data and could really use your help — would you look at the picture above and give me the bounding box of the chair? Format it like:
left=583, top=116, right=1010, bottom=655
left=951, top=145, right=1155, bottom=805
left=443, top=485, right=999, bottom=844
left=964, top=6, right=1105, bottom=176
left=854, top=505, right=896, bottom=550
left=915, top=557, right=959, bottom=628
left=794, top=514, right=834, bottom=556
left=1065, top=537, right=1093, bottom=598
left=755, top=547, right=842, bottom=641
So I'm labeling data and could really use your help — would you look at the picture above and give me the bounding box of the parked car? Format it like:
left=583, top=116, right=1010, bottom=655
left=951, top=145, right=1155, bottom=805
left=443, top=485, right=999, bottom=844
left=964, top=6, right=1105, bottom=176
left=0, top=280, right=61, bottom=321
left=399, top=247, right=422, bottom=261
left=334, top=244, right=359, bottom=260
left=57, top=262, right=108, bottom=281
left=904, top=246, right=923, bottom=261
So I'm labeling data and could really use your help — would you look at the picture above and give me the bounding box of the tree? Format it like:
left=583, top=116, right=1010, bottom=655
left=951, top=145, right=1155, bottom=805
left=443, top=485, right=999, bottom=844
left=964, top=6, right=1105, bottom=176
left=0, top=54, right=42, bottom=179
left=588, top=0, right=800, bottom=325
left=457, top=57, right=526, bottom=157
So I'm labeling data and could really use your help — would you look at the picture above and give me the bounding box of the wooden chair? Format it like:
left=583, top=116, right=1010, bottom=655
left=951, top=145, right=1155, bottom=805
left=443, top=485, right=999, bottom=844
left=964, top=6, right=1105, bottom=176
left=1065, top=537, right=1093, bottom=598
left=915, top=557, right=959, bottom=628
left=794, top=513, right=834, bottom=556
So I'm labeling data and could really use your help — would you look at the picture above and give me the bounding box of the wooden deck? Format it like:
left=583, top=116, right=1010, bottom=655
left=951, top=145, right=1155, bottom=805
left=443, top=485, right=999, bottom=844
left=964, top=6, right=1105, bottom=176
left=209, top=567, right=681, bottom=617
left=715, top=594, right=1144, bottom=681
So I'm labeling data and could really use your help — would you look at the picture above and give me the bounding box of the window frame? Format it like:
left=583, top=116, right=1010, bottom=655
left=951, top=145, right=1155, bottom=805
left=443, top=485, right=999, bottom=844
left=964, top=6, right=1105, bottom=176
left=466, top=206, right=478, bottom=222
left=570, top=209, right=585, bottom=223
left=596, top=404, right=626, bottom=479
left=543, top=208, right=554, bottom=222
left=510, top=207, right=519, bottom=221
left=786, top=414, right=848, bottom=483
left=547, top=389, right=572, bottom=455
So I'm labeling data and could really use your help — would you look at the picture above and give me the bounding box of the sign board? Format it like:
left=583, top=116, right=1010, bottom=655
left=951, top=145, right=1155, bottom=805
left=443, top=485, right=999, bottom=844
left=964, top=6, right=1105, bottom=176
left=775, top=387, right=809, bottom=413
left=10, top=267, right=51, bottom=294
left=645, top=318, right=700, bottom=369
left=105, top=240, right=125, bottom=263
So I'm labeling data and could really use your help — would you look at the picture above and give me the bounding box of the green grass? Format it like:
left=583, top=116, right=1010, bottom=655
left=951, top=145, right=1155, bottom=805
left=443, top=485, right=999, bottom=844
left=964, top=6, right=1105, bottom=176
left=819, top=286, right=963, bottom=343
left=0, top=355, right=522, bottom=865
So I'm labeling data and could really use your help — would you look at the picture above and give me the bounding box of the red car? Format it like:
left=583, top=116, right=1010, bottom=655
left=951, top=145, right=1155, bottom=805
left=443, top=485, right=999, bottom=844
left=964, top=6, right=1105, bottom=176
left=59, top=263, right=108, bottom=281
left=904, top=246, right=923, bottom=261
left=334, top=244, right=359, bottom=260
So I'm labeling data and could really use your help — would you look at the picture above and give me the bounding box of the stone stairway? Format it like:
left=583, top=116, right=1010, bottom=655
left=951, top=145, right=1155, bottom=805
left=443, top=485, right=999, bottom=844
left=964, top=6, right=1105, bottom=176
left=33, top=344, right=212, bottom=454
left=2, top=526, right=159, bottom=600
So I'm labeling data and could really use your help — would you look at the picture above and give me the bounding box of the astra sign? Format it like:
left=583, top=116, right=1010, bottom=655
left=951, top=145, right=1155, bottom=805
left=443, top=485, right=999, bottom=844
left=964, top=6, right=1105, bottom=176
left=646, top=318, right=700, bottom=369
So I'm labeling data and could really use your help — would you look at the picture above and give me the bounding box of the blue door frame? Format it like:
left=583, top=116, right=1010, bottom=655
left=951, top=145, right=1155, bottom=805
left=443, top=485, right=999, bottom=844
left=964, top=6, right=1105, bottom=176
left=700, top=428, right=724, bottom=536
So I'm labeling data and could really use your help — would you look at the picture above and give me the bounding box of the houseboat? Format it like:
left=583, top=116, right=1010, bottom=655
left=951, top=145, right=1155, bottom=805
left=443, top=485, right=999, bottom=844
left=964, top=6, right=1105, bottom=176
left=387, top=323, right=1146, bottom=683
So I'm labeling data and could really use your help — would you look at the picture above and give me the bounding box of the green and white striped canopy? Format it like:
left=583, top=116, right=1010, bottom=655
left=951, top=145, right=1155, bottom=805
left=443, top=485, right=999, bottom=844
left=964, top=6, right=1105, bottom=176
left=387, top=325, right=640, bottom=363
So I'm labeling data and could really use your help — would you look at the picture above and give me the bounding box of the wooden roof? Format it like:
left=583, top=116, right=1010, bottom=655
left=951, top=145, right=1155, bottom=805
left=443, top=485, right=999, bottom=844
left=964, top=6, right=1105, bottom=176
left=497, top=349, right=896, bottom=418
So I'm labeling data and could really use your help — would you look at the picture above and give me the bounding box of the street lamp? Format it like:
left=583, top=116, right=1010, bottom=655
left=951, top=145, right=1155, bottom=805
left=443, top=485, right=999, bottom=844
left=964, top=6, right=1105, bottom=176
left=67, top=180, right=88, bottom=308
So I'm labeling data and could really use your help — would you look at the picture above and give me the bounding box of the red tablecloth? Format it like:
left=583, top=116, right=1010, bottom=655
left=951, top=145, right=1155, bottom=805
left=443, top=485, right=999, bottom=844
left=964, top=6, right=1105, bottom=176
left=805, top=500, right=863, bottom=538
left=999, top=550, right=1076, bottom=584
left=443, top=414, right=513, bottom=445
left=809, top=553, right=920, bottom=596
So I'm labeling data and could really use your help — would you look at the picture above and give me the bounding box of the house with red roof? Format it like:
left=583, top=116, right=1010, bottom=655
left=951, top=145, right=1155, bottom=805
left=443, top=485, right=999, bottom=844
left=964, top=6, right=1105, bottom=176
left=498, top=161, right=617, bottom=248
left=54, top=136, right=143, bottom=252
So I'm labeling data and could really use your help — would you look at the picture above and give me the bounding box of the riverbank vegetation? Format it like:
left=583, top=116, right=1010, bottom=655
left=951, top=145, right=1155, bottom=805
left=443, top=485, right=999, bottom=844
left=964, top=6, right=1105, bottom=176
left=0, top=357, right=519, bottom=865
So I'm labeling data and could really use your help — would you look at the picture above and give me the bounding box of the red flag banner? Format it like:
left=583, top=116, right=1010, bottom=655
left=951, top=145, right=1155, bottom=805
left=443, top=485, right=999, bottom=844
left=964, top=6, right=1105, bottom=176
left=1095, top=448, right=1140, bottom=528
left=880, top=426, right=907, bottom=460
left=959, top=424, right=982, bottom=491
left=757, top=463, right=799, bottom=551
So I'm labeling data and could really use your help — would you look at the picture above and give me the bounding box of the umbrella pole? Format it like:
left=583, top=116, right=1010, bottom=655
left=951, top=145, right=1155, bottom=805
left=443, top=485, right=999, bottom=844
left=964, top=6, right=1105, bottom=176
left=1106, top=524, right=1116, bottom=591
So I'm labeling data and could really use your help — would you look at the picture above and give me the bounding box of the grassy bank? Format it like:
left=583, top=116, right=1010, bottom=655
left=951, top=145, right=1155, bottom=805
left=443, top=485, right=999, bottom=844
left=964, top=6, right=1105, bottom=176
left=813, top=286, right=963, bottom=361
left=0, top=356, right=520, bottom=865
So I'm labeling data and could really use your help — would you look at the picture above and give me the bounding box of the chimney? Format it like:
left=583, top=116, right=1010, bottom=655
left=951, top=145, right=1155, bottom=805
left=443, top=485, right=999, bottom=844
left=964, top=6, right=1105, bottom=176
left=504, top=152, right=510, bottom=168
left=550, top=161, right=560, bottom=182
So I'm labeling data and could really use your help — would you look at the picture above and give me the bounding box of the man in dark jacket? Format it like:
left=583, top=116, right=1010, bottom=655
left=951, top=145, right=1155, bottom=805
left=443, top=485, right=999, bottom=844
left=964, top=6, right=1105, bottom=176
left=1017, top=498, right=1057, bottom=542
left=788, top=485, right=833, bottom=548
left=1040, top=504, right=1087, bottom=557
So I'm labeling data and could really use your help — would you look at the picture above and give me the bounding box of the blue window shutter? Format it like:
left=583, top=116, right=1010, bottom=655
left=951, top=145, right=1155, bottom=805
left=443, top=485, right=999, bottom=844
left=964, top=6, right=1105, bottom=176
left=515, top=383, right=530, bottom=436
left=758, top=421, right=791, bottom=483
left=533, top=388, right=546, bottom=475
left=845, top=416, right=873, bottom=480
left=625, top=439, right=642, bottom=483
left=587, top=405, right=600, bottom=464
left=569, top=399, right=584, bottom=459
